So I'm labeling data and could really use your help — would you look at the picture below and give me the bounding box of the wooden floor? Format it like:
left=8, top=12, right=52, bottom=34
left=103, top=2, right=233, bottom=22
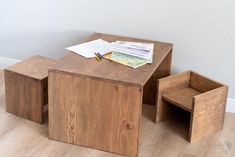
left=0, top=70, right=234, bottom=157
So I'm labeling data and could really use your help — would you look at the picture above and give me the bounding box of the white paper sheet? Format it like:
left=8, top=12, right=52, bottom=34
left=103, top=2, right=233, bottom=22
left=111, top=41, right=154, bottom=61
left=66, top=39, right=111, bottom=58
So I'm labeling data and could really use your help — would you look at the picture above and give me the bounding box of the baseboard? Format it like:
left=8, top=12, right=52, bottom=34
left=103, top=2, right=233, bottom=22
left=226, top=98, right=235, bottom=113
left=0, top=57, right=20, bottom=69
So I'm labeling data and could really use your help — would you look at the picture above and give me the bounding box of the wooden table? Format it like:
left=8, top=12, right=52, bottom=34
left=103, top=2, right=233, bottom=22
left=48, top=33, right=173, bottom=157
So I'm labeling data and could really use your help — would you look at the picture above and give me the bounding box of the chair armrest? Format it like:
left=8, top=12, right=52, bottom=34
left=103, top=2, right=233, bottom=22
left=155, top=70, right=191, bottom=122
left=189, top=85, right=228, bottom=142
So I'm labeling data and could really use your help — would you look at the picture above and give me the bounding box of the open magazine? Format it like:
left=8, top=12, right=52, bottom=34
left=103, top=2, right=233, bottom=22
left=104, top=51, right=151, bottom=69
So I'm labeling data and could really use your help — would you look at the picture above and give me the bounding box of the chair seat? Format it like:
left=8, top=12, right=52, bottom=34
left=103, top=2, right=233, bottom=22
left=156, top=71, right=228, bottom=142
left=162, top=87, right=201, bottom=112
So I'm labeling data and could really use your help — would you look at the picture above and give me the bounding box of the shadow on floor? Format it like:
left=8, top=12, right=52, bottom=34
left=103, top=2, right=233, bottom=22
left=142, top=104, right=190, bottom=141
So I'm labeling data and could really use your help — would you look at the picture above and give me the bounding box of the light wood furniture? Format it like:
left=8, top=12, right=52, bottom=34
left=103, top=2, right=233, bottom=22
left=4, top=55, right=56, bottom=123
left=48, top=33, right=173, bottom=157
left=156, top=71, right=229, bottom=142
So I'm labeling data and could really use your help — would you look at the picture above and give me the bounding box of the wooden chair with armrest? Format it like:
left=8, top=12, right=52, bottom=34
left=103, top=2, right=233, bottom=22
left=155, top=71, right=228, bottom=142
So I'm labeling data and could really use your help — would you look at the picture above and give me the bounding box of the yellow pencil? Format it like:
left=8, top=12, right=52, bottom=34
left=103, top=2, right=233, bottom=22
left=95, top=53, right=101, bottom=62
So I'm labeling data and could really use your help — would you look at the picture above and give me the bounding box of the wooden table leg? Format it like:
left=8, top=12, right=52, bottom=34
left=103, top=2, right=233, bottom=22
left=49, top=71, right=143, bottom=157
left=143, top=50, right=172, bottom=105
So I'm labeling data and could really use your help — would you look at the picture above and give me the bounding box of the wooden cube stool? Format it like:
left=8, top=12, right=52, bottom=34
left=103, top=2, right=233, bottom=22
left=4, top=55, right=56, bottom=123
left=155, top=71, right=228, bottom=142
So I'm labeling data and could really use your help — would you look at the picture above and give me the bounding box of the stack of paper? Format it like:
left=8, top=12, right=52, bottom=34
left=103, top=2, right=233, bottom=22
left=111, top=41, right=154, bottom=61
left=66, top=39, right=154, bottom=69
left=105, top=41, right=154, bottom=68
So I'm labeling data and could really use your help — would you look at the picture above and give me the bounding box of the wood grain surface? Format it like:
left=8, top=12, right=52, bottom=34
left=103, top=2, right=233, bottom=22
left=4, top=55, right=56, bottom=123
left=0, top=70, right=235, bottom=157
left=50, top=33, right=173, bottom=87
left=190, top=71, right=223, bottom=93
left=48, top=33, right=172, bottom=157
left=190, top=86, right=228, bottom=142
left=155, top=71, right=190, bottom=122
left=6, top=55, right=56, bottom=80
left=162, top=87, right=201, bottom=112
left=49, top=71, right=143, bottom=157
left=156, top=71, right=228, bottom=142
left=5, top=70, right=43, bottom=123
left=143, top=50, right=172, bottom=105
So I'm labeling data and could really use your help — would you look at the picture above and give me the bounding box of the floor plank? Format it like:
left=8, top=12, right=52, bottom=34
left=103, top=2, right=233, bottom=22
left=0, top=70, right=234, bottom=157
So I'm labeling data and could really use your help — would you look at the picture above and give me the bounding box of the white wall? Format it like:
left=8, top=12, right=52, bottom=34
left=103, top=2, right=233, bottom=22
left=0, top=0, right=235, bottom=98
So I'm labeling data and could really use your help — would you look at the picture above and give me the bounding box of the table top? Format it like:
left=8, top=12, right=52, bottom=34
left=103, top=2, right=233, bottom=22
left=6, top=55, right=56, bottom=80
left=50, top=33, right=173, bottom=87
